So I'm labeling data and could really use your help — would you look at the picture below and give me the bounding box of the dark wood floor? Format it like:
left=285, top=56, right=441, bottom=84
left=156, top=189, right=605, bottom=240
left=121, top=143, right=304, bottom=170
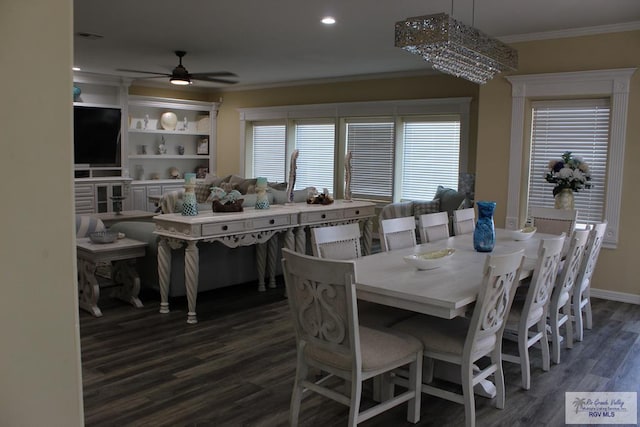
left=81, top=281, right=640, bottom=427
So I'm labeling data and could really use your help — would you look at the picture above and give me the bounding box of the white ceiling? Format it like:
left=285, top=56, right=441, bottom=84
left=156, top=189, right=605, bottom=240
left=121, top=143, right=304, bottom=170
left=73, top=0, right=640, bottom=89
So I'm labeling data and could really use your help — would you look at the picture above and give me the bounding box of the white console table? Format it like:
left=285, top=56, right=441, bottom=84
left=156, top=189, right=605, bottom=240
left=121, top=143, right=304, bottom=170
left=153, top=200, right=375, bottom=323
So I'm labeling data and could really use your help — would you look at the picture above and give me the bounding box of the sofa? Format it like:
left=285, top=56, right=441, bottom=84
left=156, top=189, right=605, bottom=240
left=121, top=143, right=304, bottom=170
left=378, top=177, right=475, bottom=243
left=110, top=174, right=312, bottom=298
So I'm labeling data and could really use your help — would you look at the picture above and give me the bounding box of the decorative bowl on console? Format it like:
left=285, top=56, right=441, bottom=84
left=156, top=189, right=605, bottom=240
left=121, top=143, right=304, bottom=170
left=212, top=199, right=244, bottom=212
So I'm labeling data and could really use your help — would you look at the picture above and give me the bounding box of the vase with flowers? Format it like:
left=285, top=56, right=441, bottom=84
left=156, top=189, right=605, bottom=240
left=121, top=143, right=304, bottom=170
left=545, top=151, right=591, bottom=210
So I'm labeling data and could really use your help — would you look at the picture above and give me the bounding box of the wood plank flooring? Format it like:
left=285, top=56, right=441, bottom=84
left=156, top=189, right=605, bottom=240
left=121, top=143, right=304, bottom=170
left=81, top=282, right=640, bottom=427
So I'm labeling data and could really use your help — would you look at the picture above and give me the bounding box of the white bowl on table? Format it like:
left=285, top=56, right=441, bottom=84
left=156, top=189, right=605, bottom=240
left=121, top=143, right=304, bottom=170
left=404, top=248, right=455, bottom=270
left=511, top=226, right=537, bottom=241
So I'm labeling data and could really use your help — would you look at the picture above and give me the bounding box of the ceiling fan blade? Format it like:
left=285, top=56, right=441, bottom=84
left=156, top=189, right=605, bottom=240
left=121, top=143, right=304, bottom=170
left=192, top=75, right=238, bottom=84
left=190, top=71, right=238, bottom=78
left=116, top=69, right=171, bottom=77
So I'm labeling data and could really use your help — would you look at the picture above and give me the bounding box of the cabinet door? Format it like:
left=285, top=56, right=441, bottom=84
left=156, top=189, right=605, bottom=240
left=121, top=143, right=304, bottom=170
left=147, top=185, right=162, bottom=212
left=130, top=186, right=147, bottom=211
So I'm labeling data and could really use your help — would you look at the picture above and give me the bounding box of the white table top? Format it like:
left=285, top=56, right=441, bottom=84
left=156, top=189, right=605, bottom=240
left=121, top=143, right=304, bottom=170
left=354, top=229, right=554, bottom=319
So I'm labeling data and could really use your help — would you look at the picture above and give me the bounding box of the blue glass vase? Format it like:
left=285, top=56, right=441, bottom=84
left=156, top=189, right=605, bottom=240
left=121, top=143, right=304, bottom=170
left=473, top=201, right=496, bottom=252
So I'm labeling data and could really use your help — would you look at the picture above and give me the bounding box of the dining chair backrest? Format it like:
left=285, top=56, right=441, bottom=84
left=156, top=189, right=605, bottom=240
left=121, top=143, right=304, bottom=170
left=418, top=211, right=450, bottom=243
left=530, top=206, right=577, bottom=236
left=465, top=249, right=525, bottom=360
left=552, top=229, right=590, bottom=306
left=380, top=216, right=417, bottom=252
left=573, top=221, right=607, bottom=342
left=575, top=222, right=607, bottom=297
left=521, top=235, right=566, bottom=325
left=282, top=248, right=359, bottom=362
left=548, top=229, right=589, bottom=364
left=453, top=207, right=475, bottom=236
left=311, top=223, right=362, bottom=260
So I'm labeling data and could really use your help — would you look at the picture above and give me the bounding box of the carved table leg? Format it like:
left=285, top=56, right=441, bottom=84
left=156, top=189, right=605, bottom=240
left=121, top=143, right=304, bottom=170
left=77, top=258, right=102, bottom=317
left=157, top=237, right=172, bottom=314
left=111, top=259, right=143, bottom=308
left=362, top=218, right=373, bottom=255
left=267, top=235, right=278, bottom=288
left=184, top=240, right=200, bottom=324
left=256, top=242, right=267, bottom=292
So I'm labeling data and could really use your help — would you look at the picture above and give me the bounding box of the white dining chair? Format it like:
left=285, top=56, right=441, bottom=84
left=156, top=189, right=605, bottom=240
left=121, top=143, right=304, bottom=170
left=453, top=207, right=475, bottom=236
left=530, top=206, right=577, bottom=236
left=380, top=216, right=417, bottom=252
left=418, top=211, right=450, bottom=243
left=548, top=229, right=590, bottom=364
left=392, top=249, right=525, bottom=427
left=311, top=222, right=413, bottom=329
left=502, top=235, right=565, bottom=390
left=282, top=248, right=423, bottom=426
left=311, top=223, right=362, bottom=260
left=573, top=221, right=607, bottom=342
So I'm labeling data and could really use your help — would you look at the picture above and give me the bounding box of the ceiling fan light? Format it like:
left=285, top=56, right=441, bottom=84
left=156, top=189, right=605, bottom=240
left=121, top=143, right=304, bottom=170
left=170, top=76, right=191, bottom=85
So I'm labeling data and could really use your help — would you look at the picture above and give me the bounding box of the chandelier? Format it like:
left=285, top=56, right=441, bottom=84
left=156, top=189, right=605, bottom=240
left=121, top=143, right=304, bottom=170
left=394, top=12, right=518, bottom=84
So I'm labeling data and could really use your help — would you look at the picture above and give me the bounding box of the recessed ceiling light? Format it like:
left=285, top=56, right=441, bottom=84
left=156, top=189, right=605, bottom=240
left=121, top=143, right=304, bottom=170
left=321, top=16, right=336, bottom=25
left=72, top=67, right=81, bottom=71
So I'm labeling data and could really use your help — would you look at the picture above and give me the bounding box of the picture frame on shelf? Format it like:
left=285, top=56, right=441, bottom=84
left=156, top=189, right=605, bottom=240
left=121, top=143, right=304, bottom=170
left=197, top=137, right=209, bottom=155
left=195, top=166, right=209, bottom=179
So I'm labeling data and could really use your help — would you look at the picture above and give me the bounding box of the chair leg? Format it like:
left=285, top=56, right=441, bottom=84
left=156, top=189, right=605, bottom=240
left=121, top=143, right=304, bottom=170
left=518, top=329, right=531, bottom=390
left=407, top=356, right=422, bottom=423
left=347, top=379, right=363, bottom=427
left=538, top=319, right=550, bottom=371
left=423, top=357, right=434, bottom=383
left=585, top=297, right=593, bottom=330
left=461, top=363, right=476, bottom=427
left=564, top=303, right=574, bottom=350
left=290, top=355, right=308, bottom=427
left=493, top=353, right=506, bottom=410
left=550, top=312, right=561, bottom=364
left=574, top=297, right=584, bottom=342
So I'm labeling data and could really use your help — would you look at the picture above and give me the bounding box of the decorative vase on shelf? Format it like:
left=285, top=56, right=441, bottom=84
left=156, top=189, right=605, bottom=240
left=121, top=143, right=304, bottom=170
left=181, top=173, right=198, bottom=216
left=473, top=201, right=496, bottom=252
left=554, top=188, right=575, bottom=210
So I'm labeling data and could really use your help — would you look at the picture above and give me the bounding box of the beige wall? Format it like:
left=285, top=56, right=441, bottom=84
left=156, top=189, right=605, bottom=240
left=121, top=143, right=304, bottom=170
left=0, top=0, right=84, bottom=425
left=477, top=30, right=640, bottom=296
left=214, top=75, right=479, bottom=176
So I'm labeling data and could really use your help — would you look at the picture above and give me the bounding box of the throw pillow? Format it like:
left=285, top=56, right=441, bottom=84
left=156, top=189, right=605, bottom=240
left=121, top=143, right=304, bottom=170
left=268, top=181, right=288, bottom=191
left=237, top=178, right=257, bottom=195
left=433, top=186, right=467, bottom=217
left=194, top=183, right=212, bottom=203
left=413, top=199, right=441, bottom=219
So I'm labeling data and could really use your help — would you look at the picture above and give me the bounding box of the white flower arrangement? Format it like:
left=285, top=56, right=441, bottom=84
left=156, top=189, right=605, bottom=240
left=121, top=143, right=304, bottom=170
left=545, top=151, right=591, bottom=196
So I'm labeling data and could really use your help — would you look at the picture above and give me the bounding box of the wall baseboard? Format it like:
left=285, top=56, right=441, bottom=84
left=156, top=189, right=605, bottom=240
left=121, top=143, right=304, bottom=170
left=591, top=288, right=640, bottom=305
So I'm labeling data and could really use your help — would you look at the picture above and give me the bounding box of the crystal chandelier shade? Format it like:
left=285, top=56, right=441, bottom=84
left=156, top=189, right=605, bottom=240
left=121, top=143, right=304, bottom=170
left=395, top=13, right=518, bottom=84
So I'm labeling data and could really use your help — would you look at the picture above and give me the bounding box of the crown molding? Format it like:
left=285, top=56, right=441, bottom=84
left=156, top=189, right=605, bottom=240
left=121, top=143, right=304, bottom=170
left=500, top=21, right=640, bottom=43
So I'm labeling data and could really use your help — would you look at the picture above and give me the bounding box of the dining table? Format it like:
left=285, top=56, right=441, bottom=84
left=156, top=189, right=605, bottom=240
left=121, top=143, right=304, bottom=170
left=353, top=228, right=559, bottom=397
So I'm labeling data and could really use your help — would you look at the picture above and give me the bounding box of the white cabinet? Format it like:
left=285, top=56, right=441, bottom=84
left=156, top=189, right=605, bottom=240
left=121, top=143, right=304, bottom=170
left=126, top=96, right=219, bottom=183
left=128, top=181, right=188, bottom=212
left=74, top=178, right=132, bottom=214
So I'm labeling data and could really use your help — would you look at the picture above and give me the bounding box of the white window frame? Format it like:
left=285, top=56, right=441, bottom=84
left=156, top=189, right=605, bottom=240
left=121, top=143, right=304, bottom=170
left=238, top=98, right=471, bottom=200
left=505, top=68, right=636, bottom=248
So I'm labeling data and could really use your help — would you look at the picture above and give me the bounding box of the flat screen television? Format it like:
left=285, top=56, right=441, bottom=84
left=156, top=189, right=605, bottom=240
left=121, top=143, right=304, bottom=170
left=74, top=106, right=122, bottom=166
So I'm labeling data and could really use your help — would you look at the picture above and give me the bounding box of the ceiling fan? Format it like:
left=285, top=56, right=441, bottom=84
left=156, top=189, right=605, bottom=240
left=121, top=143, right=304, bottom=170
left=117, top=51, right=238, bottom=86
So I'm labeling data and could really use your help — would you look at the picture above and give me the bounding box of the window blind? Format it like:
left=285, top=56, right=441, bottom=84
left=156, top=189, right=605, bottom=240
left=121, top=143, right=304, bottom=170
left=346, top=121, right=395, bottom=201
left=294, top=122, right=335, bottom=194
left=527, top=99, right=610, bottom=224
left=401, top=119, right=460, bottom=200
left=252, top=124, right=286, bottom=182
